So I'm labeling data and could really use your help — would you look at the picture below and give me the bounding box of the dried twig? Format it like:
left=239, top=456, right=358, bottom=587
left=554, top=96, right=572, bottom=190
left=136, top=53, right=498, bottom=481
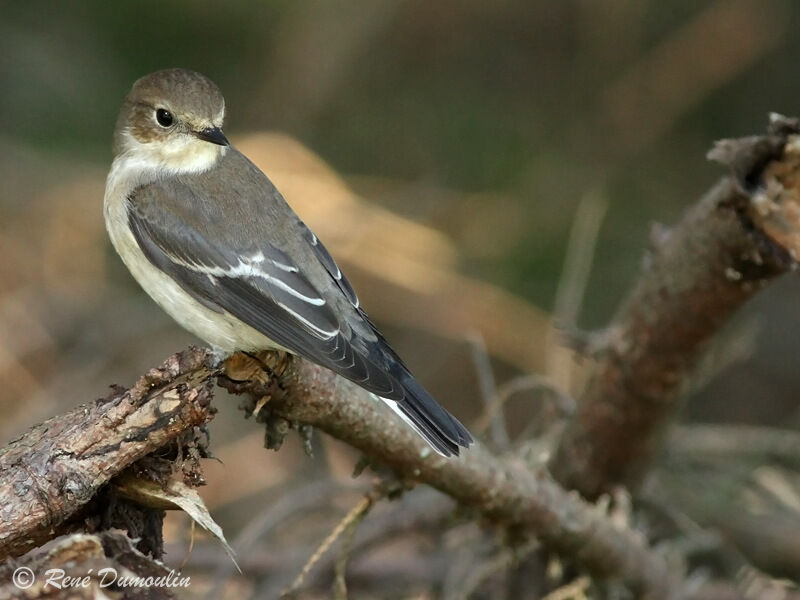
left=202, top=480, right=346, bottom=600
left=284, top=492, right=376, bottom=597
left=547, top=190, right=608, bottom=391
left=468, top=331, right=510, bottom=452
left=473, top=373, right=574, bottom=439
left=332, top=497, right=371, bottom=600
left=541, top=576, right=592, bottom=600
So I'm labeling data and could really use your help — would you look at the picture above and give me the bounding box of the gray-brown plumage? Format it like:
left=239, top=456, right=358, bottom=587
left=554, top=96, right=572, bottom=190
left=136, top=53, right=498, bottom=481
left=104, top=68, right=472, bottom=456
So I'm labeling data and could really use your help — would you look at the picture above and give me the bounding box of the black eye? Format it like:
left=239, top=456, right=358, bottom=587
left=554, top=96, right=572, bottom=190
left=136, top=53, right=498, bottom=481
left=155, top=108, right=173, bottom=127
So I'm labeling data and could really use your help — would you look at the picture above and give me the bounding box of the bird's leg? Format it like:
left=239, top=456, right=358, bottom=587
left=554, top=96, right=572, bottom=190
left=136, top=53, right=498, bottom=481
left=217, top=350, right=305, bottom=453
left=297, top=423, right=314, bottom=457
left=206, top=345, right=230, bottom=368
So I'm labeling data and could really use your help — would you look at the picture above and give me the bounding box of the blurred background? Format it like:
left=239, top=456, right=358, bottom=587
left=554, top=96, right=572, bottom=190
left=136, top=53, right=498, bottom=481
left=2, top=0, right=800, bottom=597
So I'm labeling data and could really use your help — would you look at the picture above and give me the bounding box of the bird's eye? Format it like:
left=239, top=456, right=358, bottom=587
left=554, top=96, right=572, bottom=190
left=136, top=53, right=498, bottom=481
left=155, top=108, right=174, bottom=128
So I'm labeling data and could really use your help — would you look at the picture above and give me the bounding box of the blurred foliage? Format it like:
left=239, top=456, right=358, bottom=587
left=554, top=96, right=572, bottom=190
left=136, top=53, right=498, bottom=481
left=4, top=0, right=800, bottom=324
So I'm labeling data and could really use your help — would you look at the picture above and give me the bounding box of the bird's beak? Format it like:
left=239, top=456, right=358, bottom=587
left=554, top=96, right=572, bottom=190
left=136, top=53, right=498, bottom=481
left=195, top=127, right=229, bottom=146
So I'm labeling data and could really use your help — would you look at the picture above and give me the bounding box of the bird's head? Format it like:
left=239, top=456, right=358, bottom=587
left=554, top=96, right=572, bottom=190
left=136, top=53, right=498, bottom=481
left=113, top=68, right=228, bottom=173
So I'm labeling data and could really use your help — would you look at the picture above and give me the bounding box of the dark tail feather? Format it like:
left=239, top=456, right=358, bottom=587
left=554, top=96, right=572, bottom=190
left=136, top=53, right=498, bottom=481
left=391, top=374, right=473, bottom=457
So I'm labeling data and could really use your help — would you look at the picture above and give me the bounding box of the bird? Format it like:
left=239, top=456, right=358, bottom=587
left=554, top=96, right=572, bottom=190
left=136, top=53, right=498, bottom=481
left=104, top=68, right=472, bottom=457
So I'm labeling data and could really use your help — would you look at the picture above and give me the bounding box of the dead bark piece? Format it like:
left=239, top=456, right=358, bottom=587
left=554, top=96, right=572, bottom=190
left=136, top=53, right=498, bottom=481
left=115, top=474, right=239, bottom=571
left=747, top=131, right=800, bottom=260
left=550, top=116, right=800, bottom=498
left=0, top=348, right=216, bottom=559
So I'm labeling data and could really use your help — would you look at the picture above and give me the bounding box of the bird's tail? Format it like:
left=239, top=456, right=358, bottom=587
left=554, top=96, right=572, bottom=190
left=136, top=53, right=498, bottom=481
left=382, top=373, right=473, bottom=457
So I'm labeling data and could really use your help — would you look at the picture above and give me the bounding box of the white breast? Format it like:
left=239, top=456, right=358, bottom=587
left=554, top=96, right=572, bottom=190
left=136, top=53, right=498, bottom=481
left=103, top=147, right=283, bottom=354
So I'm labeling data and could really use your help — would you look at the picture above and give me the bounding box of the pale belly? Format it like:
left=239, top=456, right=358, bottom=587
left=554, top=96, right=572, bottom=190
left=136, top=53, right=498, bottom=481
left=104, top=194, right=283, bottom=354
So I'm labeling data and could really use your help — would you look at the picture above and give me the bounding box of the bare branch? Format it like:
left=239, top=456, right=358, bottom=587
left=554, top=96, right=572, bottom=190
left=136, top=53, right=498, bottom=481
left=222, top=353, right=680, bottom=599
left=468, top=331, right=510, bottom=452
left=285, top=492, right=375, bottom=597
left=551, top=116, right=800, bottom=498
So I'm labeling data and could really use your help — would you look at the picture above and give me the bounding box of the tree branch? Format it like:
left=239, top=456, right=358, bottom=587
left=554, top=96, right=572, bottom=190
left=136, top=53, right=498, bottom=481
left=0, top=350, right=216, bottom=558
left=550, top=115, right=800, bottom=498
left=222, top=352, right=679, bottom=599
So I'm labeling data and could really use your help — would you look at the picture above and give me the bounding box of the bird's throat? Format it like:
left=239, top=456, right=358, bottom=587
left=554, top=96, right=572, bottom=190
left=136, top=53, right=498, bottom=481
left=117, top=131, right=226, bottom=177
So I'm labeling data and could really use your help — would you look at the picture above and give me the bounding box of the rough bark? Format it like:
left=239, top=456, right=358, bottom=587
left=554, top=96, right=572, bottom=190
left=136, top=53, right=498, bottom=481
left=0, top=350, right=216, bottom=559
left=550, top=115, right=800, bottom=498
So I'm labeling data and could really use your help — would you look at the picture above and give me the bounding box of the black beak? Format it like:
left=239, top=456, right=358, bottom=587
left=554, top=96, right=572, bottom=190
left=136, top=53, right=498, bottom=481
left=195, top=127, right=229, bottom=146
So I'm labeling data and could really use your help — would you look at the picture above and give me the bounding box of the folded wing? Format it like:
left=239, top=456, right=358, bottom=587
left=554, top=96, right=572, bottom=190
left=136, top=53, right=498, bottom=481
left=126, top=177, right=472, bottom=455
